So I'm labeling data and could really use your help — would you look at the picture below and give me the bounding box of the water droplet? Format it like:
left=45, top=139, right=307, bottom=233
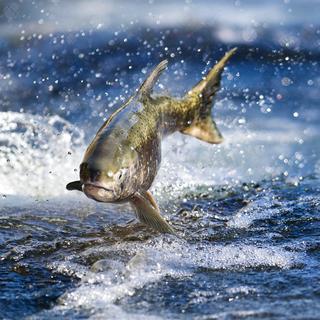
left=281, top=77, right=292, bottom=86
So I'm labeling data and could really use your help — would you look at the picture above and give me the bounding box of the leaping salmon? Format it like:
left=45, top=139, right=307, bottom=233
left=66, top=48, right=237, bottom=234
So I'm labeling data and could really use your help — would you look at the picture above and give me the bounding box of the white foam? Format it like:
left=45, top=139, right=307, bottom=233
left=153, top=116, right=312, bottom=199
left=47, top=237, right=302, bottom=318
left=0, top=111, right=84, bottom=197
left=227, top=189, right=283, bottom=228
left=0, top=111, right=314, bottom=200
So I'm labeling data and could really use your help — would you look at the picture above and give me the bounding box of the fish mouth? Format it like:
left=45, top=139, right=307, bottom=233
left=83, top=183, right=113, bottom=192
left=83, top=182, right=117, bottom=202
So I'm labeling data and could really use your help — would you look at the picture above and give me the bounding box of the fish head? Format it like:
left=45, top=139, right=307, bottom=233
left=80, top=147, right=139, bottom=202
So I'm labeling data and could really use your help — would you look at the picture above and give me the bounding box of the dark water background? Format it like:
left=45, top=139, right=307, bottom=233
left=0, top=0, right=319, bottom=319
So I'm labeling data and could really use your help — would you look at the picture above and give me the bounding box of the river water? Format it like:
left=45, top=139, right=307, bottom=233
left=0, top=0, right=319, bottom=319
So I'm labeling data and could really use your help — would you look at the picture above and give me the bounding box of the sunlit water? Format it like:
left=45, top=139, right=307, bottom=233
left=0, top=1, right=320, bottom=319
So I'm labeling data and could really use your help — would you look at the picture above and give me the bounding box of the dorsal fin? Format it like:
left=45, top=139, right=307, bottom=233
left=138, top=60, right=168, bottom=100
left=95, top=60, right=168, bottom=135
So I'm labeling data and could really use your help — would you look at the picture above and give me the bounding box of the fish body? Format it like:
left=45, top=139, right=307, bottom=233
left=67, top=48, right=237, bottom=233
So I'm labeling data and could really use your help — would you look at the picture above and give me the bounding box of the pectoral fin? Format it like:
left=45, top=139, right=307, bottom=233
left=130, top=191, right=174, bottom=234
left=181, top=116, right=223, bottom=144
left=143, top=190, right=160, bottom=212
left=66, top=180, right=83, bottom=191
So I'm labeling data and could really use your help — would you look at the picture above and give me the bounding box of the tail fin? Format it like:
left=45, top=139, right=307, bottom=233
left=181, top=48, right=237, bottom=144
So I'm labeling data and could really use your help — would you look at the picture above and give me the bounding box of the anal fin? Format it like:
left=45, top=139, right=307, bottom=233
left=181, top=116, right=223, bottom=144
left=130, top=192, right=174, bottom=234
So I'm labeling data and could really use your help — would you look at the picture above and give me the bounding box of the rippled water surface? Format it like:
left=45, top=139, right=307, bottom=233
left=0, top=0, right=320, bottom=319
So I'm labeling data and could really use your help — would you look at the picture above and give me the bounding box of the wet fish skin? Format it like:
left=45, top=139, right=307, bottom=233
left=66, top=48, right=237, bottom=233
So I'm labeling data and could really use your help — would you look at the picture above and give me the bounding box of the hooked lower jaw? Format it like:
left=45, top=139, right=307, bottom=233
left=83, top=183, right=118, bottom=203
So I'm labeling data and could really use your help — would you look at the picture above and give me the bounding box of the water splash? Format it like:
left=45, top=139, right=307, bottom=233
left=0, top=110, right=314, bottom=200
left=0, top=112, right=84, bottom=197
left=44, top=236, right=303, bottom=319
